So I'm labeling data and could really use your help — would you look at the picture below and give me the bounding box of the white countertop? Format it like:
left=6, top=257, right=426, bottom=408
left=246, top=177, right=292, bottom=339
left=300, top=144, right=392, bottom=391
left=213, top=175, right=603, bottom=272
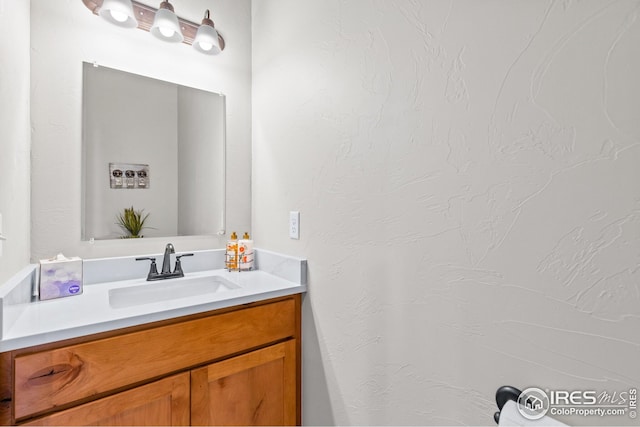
left=0, top=249, right=307, bottom=352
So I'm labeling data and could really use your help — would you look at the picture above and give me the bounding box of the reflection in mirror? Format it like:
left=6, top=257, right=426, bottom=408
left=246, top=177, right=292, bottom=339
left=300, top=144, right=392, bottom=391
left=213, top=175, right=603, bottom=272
left=81, top=62, right=225, bottom=240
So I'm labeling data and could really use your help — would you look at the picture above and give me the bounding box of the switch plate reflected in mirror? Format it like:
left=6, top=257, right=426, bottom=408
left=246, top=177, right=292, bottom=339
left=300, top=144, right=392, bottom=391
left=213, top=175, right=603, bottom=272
left=110, top=163, right=149, bottom=189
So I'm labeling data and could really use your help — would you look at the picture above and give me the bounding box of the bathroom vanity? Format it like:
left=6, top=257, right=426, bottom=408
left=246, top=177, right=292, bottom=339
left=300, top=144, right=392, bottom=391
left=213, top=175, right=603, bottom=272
left=0, top=249, right=306, bottom=426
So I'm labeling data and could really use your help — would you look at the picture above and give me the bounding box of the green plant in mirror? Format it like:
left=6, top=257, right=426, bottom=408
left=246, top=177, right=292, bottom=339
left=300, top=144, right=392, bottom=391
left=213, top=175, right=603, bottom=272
left=116, top=206, right=152, bottom=238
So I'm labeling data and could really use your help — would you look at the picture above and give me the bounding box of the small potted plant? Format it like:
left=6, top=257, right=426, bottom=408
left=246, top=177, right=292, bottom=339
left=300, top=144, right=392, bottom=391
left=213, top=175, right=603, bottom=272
left=116, top=206, right=152, bottom=238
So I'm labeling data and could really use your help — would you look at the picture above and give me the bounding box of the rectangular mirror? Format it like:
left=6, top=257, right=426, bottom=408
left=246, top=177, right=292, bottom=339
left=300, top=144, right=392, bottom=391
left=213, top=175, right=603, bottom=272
left=81, top=62, right=225, bottom=240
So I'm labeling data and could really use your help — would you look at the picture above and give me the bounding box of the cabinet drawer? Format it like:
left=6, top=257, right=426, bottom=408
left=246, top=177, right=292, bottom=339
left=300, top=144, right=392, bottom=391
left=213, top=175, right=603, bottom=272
left=14, top=298, right=296, bottom=420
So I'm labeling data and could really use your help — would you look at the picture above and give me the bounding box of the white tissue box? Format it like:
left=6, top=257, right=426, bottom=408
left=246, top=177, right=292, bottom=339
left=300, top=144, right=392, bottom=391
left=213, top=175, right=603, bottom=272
left=39, top=253, right=83, bottom=300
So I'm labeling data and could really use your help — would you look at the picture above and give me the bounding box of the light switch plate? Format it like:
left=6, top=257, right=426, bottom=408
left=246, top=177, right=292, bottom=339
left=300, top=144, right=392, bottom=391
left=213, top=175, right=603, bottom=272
left=289, top=211, right=300, bottom=239
left=0, top=213, right=4, bottom=257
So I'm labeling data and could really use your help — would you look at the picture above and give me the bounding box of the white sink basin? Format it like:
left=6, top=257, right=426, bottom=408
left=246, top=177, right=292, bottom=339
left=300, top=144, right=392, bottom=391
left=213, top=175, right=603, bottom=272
left=109, top=275, right=239, bottom=309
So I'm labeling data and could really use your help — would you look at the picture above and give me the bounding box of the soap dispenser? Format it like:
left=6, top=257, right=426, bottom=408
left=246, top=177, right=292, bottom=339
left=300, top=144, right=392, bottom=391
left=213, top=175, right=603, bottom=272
left=238, top=232, right=254, bottom=271
left=226, top=232, right=238, bottom=271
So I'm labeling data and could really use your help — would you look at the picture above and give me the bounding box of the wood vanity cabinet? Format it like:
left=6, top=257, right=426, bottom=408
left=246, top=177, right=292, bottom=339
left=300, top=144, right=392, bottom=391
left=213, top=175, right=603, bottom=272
left=0, top=294, right=301, bottom=426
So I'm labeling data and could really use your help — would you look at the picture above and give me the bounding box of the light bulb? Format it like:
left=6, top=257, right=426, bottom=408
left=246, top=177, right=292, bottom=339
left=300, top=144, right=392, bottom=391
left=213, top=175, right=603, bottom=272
left=159, top=26, right=175, bottom=38
left=198, top=42, right=213, bottom=52
left=150, top=2, right=183, bottom=43
left=98, top=0, right=138, bottom=28
left=193, top=10, right=221, bottom=55
left=110, top=10, right=128, bottom=23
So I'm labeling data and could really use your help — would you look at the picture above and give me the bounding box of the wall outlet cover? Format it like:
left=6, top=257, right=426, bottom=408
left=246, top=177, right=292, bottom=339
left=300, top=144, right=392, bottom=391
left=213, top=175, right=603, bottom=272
left=0, top=212, right=4, bottom=257
left=289, top=211, right=300, bottom=239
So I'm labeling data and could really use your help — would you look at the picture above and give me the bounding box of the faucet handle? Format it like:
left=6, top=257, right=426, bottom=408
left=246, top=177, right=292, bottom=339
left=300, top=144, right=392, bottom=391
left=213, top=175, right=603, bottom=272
left=136, top=257, right=159, bottom=280
left=174, top=253, right=194, bottom=276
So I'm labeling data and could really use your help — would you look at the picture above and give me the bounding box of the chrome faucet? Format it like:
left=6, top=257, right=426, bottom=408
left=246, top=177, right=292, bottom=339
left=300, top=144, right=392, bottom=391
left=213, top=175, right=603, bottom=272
left=136, top=244, right=194, bottom=281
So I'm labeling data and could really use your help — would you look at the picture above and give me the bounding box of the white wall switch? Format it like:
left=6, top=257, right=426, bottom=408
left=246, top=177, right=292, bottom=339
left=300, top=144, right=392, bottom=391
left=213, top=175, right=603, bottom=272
left=0, top=213, right=4, bottom=257
left=289, top=211, right=300, bottom=239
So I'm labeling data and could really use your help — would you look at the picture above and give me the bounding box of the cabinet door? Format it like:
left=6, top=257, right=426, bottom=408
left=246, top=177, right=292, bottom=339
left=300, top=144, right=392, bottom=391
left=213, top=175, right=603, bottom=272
left=191, top=340, right=297, bottom=426
left=22, top=372, right=190, bottom=426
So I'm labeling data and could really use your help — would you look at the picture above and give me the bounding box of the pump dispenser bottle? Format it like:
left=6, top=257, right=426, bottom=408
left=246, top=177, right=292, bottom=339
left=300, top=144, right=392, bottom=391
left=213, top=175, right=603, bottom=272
left=225, top=232, right=238, bottom=271
left=238, top=232, right=254, bottom=271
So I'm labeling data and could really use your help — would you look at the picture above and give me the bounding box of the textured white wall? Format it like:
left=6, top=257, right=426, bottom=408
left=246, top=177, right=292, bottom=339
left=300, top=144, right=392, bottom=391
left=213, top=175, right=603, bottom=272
left=252, top=1, right=640, bottom=425
left=31, top=0, right=251, bottom=261
left=0, top=0, right=30, bottom=283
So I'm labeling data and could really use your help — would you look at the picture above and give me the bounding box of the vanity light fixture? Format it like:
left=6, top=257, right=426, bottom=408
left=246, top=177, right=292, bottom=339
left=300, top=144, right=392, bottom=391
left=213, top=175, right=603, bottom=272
left=193, top=10, right=221, bottom=55
left=98, top=0, right=138, bottom=28
left=82, top=0, right=226, bottom=53
left=150, top=0, right=183, bottom=43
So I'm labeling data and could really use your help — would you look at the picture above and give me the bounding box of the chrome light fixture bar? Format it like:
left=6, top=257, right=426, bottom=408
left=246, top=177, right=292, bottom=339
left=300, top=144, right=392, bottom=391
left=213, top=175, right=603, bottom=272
left=82, top=0, right=226, bottom=51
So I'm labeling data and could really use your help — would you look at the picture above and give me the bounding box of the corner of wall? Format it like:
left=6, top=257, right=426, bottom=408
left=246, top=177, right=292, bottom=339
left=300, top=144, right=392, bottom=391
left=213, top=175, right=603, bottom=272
left=0, top=0, right=31, bottom=283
